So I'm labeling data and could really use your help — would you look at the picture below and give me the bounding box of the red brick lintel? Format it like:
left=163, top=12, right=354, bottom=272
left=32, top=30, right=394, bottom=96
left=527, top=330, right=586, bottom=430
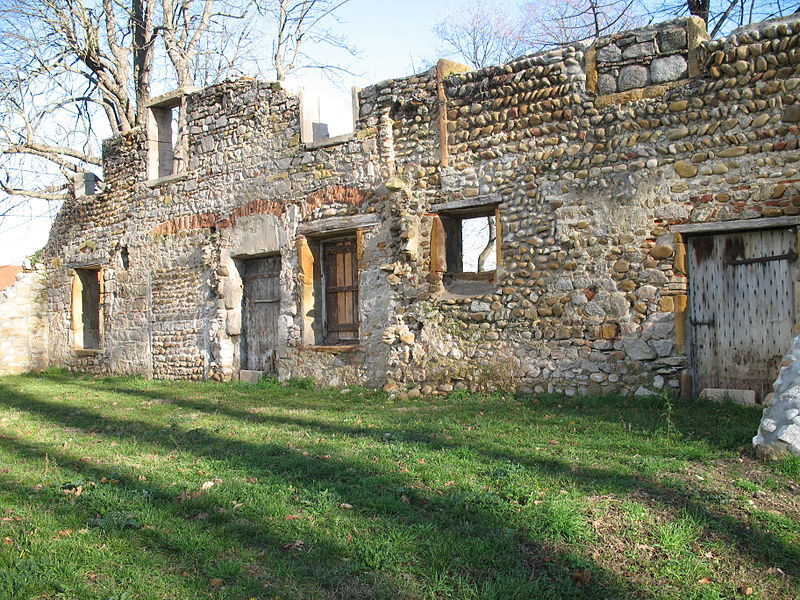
left=151, top=185, right=367, bottom=236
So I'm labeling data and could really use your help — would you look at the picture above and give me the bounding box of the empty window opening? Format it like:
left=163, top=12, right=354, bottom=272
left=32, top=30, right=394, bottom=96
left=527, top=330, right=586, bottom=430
left=300, top=86, right=359, bottom=144
left=322, top=238, right=359, bottom=344
left=434, top=208, right=499, bottom=275
left=72, top=268, right=103, bottom=350
left=148, top=99, right=182, bottom=179
left=119, top=246, right=130, bottom=270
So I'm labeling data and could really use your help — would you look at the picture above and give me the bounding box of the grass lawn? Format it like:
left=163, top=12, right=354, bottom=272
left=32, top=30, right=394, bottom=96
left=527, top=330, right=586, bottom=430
left=0, top=371, right=798, bottom=599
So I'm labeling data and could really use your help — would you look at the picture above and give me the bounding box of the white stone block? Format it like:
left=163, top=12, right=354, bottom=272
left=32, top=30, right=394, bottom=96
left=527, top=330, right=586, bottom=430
left=700, top=388, right=757, bottom=406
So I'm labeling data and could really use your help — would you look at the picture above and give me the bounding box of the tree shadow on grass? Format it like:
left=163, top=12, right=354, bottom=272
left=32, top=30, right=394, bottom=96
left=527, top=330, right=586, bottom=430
left=62, top=376, right=799, bottom=583
left=0, top=378, right=660, bottom=600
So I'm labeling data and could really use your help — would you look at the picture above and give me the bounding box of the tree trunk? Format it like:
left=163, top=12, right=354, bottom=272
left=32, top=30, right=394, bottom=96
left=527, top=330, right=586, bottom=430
left=687, top=0, right=710, bottom=24
left=477, top=216, right=496, bottom=272
left=132, top=0, right=155, bottom=126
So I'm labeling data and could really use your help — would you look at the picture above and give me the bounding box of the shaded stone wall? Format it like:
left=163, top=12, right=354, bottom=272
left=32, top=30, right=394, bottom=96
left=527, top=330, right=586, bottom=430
left=0, top=268, right=48, bottom=375
left=35, top=15, right=800, bottom=396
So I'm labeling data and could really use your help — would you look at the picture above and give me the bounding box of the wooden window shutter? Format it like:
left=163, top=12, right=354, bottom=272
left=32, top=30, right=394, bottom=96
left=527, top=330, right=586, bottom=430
left=324, top=238, right=359, bottom=343
left=430, top=215, right=447, bottom=274
left=441, top=215, right=462, bottom=273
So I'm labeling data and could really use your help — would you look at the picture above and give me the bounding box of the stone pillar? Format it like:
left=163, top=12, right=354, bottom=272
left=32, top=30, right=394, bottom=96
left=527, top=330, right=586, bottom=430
left=72, top=172, right=98, bottom=197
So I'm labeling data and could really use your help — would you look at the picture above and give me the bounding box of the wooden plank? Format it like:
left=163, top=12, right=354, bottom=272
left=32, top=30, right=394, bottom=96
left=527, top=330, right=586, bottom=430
left=297, top=213, right=379, bottom=236
left=431, top=196, right=502, bottom=214
left=673, top=216, right=800, bottom=234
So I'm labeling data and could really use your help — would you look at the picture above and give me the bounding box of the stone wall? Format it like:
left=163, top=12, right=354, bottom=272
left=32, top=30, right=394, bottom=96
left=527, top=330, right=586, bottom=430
left=34, top=14, right=800, bottom=396
left=0, top=267, right=48, bottom=375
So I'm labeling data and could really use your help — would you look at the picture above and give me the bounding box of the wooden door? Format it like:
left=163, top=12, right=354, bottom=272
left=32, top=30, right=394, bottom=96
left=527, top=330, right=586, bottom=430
left=242, top=255, right=281, bottom=372
left=323, top=238, right=359, bottom=344
left=689, top=228, right=797, bottom=400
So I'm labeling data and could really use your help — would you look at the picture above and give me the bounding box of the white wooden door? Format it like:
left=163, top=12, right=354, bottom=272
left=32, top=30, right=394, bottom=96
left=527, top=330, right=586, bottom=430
left=688, top=228, right=797, bottom=400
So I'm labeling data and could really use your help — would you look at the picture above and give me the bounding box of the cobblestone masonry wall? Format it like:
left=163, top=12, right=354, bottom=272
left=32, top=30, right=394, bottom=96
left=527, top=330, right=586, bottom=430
left=30, top=15, right=800, bottom=395
left=0, top=268, right=48, bottom=375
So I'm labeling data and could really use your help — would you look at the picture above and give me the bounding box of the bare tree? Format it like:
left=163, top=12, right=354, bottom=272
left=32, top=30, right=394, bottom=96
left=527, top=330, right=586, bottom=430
left=520, top=0, right=643, bottom=49
left=0, top=0, right=354, bottom=217
left=476, top=216, right=496, bottom=273
left=0, top=0, right=155, bottom=203
left=258, top=0, right=355, bottom=82
left=433, top=0, right=528, bottom=68
left=652, top=1, right=800, bottom=38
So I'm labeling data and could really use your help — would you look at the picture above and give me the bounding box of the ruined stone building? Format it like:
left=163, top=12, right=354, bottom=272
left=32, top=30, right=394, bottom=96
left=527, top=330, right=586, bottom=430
left=3, top=15, right=800, bottom=401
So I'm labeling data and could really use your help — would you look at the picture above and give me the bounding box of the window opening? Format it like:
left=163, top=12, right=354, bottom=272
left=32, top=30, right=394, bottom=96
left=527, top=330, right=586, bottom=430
left=73, top=268, right=102, bottom=350
left=435, top=207, right=499, bottom=275
left=119, top=246, right=130, bottom=270
left=300, top=86, right=359, bottom=144
left=148, top=100, right=182, bottom=179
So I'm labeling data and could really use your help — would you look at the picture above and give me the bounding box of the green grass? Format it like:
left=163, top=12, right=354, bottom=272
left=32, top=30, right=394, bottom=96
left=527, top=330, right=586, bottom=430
left=0, top=372, right=797, bottom=599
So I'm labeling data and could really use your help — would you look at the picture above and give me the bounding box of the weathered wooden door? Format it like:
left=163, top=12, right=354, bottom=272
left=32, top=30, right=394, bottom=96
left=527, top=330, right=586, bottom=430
left=242, top=255, right=281, bottom=372
left=689, top=228, right=797, bottom=399
left=323, top=238, right=359, bottom=344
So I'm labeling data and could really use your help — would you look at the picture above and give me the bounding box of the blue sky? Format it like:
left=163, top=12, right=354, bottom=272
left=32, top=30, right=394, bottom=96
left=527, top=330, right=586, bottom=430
left=0, top=0, right=514, bottom=266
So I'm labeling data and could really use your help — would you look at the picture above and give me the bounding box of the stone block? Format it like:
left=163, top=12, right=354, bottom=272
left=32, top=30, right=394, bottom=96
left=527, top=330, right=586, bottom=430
left=597, top=44, right=622, bottom=62
left=650, top=55, right=687, bottom=84
left=239, top=370, right=265, bottom=385
left=700, top=388, right=757, bottom=406
left=657, top=28, right=687, bottom=53
left=783, top=105, right=800, bottom=122
left=619, top=65, right=649, bottom=91
left=597, top=73, right=617, bottom=94
left=622, top=42, right=656, bottom=59
left=624, top=338, right=657, bottom=360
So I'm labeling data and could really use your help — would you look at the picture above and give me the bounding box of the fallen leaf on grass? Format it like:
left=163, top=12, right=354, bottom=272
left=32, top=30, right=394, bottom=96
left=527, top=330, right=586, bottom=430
left=698, top=577, right=712, bottom=584
left=444, top=480, right=456, bottom=487
left=548, top=440, right=559, bottom=446
left=245, top=477, right=259, bottom=483
left=285, top=515, right=300, bottom=520
left=201, top=480, right=216, bottom=490
left=57, top=529, right=72, bottom=537
left=282, top=540, right=306, bottom=552
left=738, top=586, right=754, bottom=596
left=209, top=578, right=224, bottom=588
left=340, top=503, right=353, bottom=509
left=400, top=495, right=411, bottom=505
left=3, top=537, right=13, bottom=545
left=570, top=569, right=592, bottom=585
